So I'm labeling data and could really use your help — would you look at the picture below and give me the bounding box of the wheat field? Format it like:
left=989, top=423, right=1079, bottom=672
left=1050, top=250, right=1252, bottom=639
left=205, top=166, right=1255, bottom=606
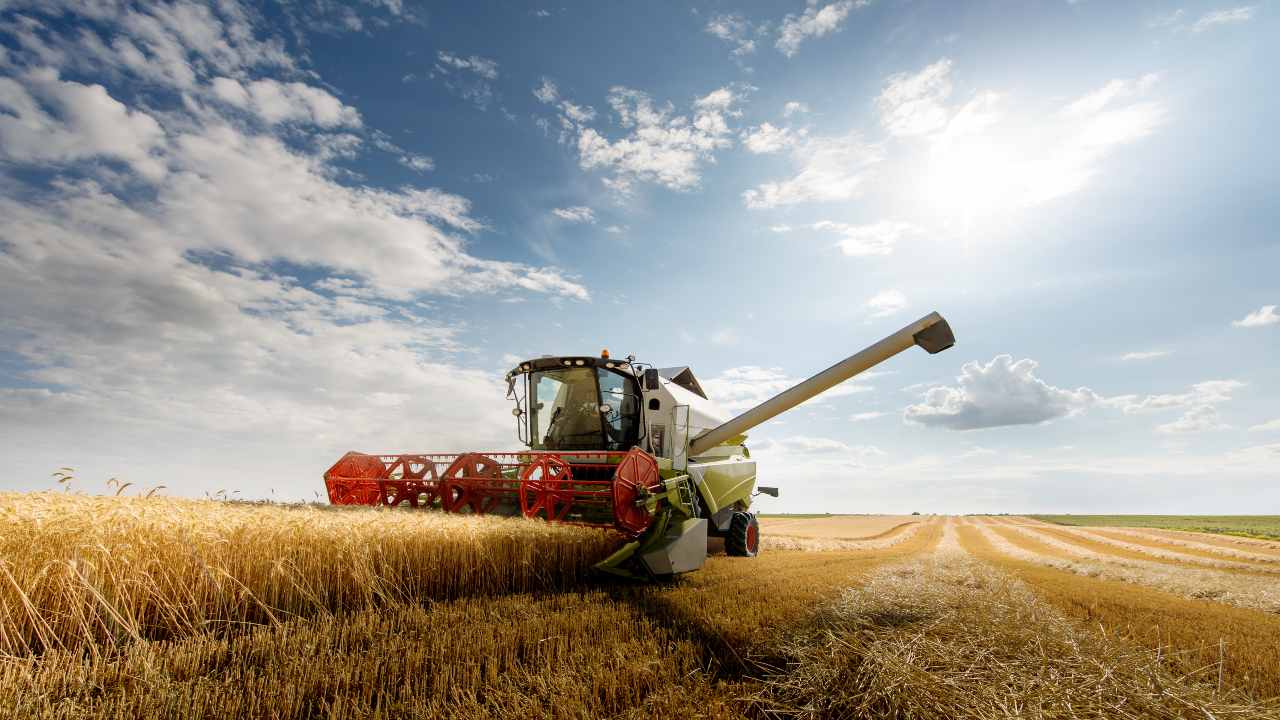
left=1, top=497, right=1278, bottom=719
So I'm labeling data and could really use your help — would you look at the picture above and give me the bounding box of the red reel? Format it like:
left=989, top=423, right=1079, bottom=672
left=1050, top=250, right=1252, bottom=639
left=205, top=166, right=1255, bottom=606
left=611, top=448, right=661, bottom=535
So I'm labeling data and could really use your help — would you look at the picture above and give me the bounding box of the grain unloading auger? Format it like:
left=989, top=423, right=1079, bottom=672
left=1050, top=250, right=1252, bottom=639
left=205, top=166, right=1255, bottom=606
left=324, top=312, right=955, bottom=578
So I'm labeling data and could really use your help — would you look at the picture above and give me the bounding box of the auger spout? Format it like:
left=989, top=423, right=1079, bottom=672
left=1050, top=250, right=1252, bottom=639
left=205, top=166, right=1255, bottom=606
left=686, top=312, right=955, bottom=458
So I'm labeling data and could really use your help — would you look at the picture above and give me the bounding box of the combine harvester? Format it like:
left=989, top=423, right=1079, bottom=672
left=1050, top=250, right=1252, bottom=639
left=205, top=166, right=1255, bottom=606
left=325, top=312, right=955, bottom=578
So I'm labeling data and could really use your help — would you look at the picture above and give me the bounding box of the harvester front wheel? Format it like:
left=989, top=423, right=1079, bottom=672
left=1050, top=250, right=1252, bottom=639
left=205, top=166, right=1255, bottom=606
left=725, top=512, right=759, bottom=557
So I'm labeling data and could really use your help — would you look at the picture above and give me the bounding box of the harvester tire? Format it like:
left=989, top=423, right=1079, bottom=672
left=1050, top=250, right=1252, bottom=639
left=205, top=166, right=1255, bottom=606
left=725, top=511, right=759, bottom=557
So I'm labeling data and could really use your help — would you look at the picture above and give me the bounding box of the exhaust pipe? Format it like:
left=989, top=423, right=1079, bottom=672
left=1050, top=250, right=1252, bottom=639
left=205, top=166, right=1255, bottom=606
left=687, top=312, right=955, bottom=457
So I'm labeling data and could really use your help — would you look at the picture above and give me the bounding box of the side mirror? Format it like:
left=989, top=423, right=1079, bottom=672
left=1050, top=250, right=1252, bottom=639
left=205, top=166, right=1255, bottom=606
left=755, top=486, right=779, bottom=497
left=643, top=368, right=660, bottom=390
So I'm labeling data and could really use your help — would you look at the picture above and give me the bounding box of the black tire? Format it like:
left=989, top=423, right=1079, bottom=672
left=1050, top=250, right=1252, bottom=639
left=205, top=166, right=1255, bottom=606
left=725, top=511, right=759, bottom=557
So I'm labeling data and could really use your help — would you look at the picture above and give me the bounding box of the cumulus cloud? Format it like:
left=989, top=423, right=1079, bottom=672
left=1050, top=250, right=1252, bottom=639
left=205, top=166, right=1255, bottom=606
left=776, top=0, right=864, bottom=57
left=573, top=85, right=742, bottom=192
left=0, top=68, right=166, bottom=180
left=905, top=355, right=1103, bottom=430
left=877, top=59, right=953, bottom=137
left=865, top=289, right=908, bottom=318
left=741, top=122, right=805, bottom=154
left=849, top=411, right=886, bottom=421
left=742, top=132, right=882, bottom=208
left=1191, top=6, right=1257, bottom=33
left=1156, top=405, right=1228, bottom=434
left=906, top=356, right=1248, bottom=434
left=783, top=101, right=810, bottom=117
left=211, top=76, right=361, bottom=127
left=0, top=0, right=589, bottom=497
left=1232, top=305, right=1279, bottom=327
left=810, top=220, right=919, bottom=256
left=551, top=206, right=596, bottom=223
left=705, top=13, right=758, bottom=58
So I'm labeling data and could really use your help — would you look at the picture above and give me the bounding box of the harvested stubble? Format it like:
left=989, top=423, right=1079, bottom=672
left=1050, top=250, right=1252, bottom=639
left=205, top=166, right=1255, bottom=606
left=749, top=545, right=1274, bottom=720
left=977, top=518, right=1280, bottom=613
left=761, top=518, right=923, bottom=552
left=0, top=492, right=620, bottom=656
left=1081, top=527, right=1280, bottom=568
left=757, top=514, right=916, bottom=540
left=1016, top=520, right=1280, bottom=575
left=0, top=534, right=938, bottom=719
left=1122, top=527, right=1280, bottom=559
left=957, top=520, right=1280, bottom=705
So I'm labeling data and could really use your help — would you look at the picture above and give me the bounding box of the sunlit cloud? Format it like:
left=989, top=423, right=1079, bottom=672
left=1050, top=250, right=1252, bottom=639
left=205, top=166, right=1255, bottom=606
left=742, top=132, right=883, bottom=208
left=1120, top=350, right=1170, bottom=361
left=811, top=220, right=920, bottom=256
left=551, top=206, right=596, bottom=223
left=1232, top=305, right=1279, bottom=327
left=776, top=0, right=866, bottom=57
left=865, top=289, right=908, bottom=318
left=1191, top=6, right=1257, bottom=33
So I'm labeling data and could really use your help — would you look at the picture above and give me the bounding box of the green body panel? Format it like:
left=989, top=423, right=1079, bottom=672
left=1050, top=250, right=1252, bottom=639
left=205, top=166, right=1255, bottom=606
left=690, top=452, right=757, bottom=515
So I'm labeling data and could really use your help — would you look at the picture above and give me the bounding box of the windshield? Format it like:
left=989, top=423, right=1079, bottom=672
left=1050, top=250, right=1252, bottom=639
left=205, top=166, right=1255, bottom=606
left=528, top=366, right=639, bottom=450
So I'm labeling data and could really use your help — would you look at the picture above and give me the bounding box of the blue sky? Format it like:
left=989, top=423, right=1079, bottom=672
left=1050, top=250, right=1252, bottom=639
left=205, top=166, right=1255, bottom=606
left=0, top=0, right=1276, bottom=512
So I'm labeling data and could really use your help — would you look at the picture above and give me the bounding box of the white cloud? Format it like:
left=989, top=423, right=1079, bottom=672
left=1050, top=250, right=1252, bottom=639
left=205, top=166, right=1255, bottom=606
left=865, top=289, right=908, bottom=318
left=432, top=51, right=499, bottom=109
left=783, top=101, right=810, bottom=117
left=776, top=0, right=864, bottom=57
left=533, top=77, right=559, bottom=104
left=576, top=85, right=742, bottom=191
left=703, top=366, right=871, bottom=413
left=604, top=224, right=626, bottom=234
left=905, top=355, right=1103, bottom=430
left=551, top=206, right=596, bottom=223
left=1156, top=405, right=1228, bottom=434
left=210, top=77, right=361, bottom=128
left=1248, top=419, right=1280, bottom=433
left=811, top=220, right=919, bottom=256
left=1120, top=350, right=1169, bottom=361
left=849, top=411, right=886, bottom=421
left=1232, top=305, right=1279, bottom=327
left=1115, top=380, right=1245, bottom=414
left=769, top=224, right=793, bottom=233
left=398, top=153, right=435, bottom=172
left=0, top=0, right=590, bottom=499
left=435, top=51, right=498, bottom=79
left=754, top=436, right=885, bottom=458
left=741, top=122, right=804, bottom=154
left=0, top=68, right=166, bottom=180
left=1191, top=6, right=1257, bottom=33
left=877, top=59, right=953, bottom=137
left=705, top=13, right=757, bottom=57
left=742, top=132, right=882, bottom=208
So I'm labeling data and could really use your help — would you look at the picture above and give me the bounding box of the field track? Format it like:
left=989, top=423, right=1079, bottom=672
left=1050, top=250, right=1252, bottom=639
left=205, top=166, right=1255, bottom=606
left=2, top=500, right=1278, bottom=719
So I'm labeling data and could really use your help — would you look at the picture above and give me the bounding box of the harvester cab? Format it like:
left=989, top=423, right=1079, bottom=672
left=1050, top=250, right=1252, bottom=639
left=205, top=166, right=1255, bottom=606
left=324, top=312, right=955, bottom=578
